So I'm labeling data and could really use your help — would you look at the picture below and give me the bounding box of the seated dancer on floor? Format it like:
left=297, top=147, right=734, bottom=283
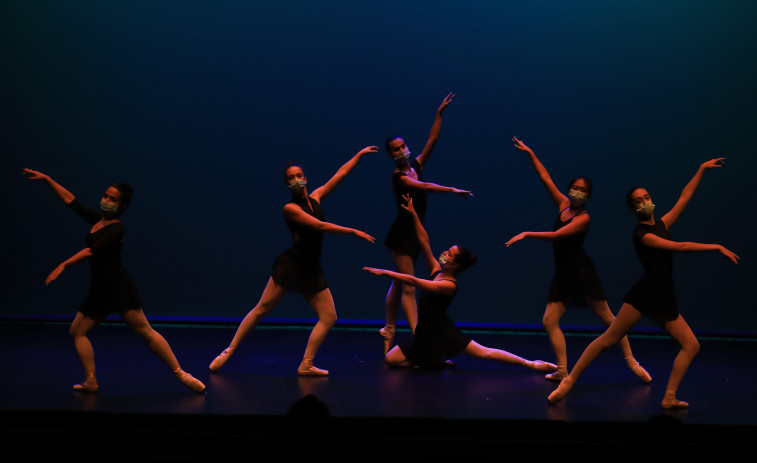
left=506, top=136, right=650, bottom=384
left=547, top=158, right=740, bottom=409
left=23, top=168, right=205, bottom=393
left=365, top=195, right=557, bottom=372
left=209, top=146, right=378, bottom=376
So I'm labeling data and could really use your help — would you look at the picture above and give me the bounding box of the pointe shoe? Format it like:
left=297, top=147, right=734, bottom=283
left=72, top=375, right=98, bottom=393
left=379, top=325, right=395, bottom=355
left=209, top=347, right=235, bottom=372
left=528, top=360, right=558, bottom=372
left=175, top=369, right=206, bottom=393
left=297, top=359, right=329, bottom=376
left=545, top=367, right=567, bottom=382
left=661, top=391, right=689, bottom=409
left=547, top=377, right=574, bottom=404
left=627, top=358, right=652, bottom=384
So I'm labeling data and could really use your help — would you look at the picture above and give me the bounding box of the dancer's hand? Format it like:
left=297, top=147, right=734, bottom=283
left=452, top=187, right=473, bottom=197
left=719, top=245, right=740, bottom=264
left=358, top=146, right=379, bottom=157
left=354, top=230, right=376, bottom=243
left=512, top=137, right=533, bottom=154
left=506, top=232, right=528, bottom=247
left=400, top=194, right=416, bottom=215
left=701, top=158, right=726, bottom=170
left=438, top=92, right=455, bottom=114
left=22, top=168, right=49, bottom=181
left=363, top=266, right=387, bottom=276
left=45, top=264, right=65, bottom=285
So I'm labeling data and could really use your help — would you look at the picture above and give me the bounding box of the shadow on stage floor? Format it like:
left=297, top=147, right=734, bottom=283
left=1, top=318, right=756, bottom=460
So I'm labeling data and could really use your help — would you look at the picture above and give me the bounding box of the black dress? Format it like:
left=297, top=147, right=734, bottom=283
left=546, top=208, right=605, bottom=307
left=383, top=159, right=428, bottom=258
left=68, top=199, right=142, bottom=319
left=399, top=271, right=471, bottom=367
left=271, top=195, right=328, bottom=294
left=623, top=219, right=679, bottom=323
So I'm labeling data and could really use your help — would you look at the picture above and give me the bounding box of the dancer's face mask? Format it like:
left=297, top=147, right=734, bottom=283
left=392, top=147, right=411, bottom=162
left=568, top=190, right=589, bottom=207
left=288, top=179, right=307, bottom=194
left=634, top=201, right=655, bottom=219
left=100, top=199, right=119, bottom=218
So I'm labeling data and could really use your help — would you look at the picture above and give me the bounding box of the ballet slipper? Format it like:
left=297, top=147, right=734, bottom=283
left=209, top=347, right=235, bottom=372
left=547, top=376, right=575, bottom=404
left=544, top=366, right=568, bottom=381
left=73, top=373, right=98, bottom=393
left=626, top=357, right=652, bottom=383
left=661, top=390, right=689, bottom=409
left=379, top=325, right=395, bottom=355
left=526, top=360, right=558, bottom=372
left=174, top=369, right=206, bottom=393
left=297, top=358, right=328, bottom=376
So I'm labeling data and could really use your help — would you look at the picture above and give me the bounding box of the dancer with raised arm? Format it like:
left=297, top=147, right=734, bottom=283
left=506, top=137, right=650, bottom=383
left=366, top=195, right=556, bottom=372
left=209, top=146, right=378, bottom=376
left=381, top=92, right=472, bottom=354
left=23, top=168, right=205, bottom=393
left=547, top=158, right=739, bottom=408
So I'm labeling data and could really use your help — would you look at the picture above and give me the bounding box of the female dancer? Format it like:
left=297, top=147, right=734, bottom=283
left=548, top=158, right=739, bottom=409
left=209, top=146, right=378, bottom=376
left=23, top=168, right=205, bottom=393
left=366, top=195, right=556, bottom=372
left=381, top=92, right=472, bottom=354
left=506, top=137, right=650, bottom=383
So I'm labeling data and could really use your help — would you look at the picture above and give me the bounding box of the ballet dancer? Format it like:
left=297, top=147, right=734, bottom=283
left=381, top=92, right=472, bottom=354
left=506, top=137, right=650, bottom=383
left=366, top=195, right=556, bottom=372
left=23, top=168, right=205, bottom=393
left=209, top=146, right=378, bottom=376
left=547, top=158, right=739, bottom=408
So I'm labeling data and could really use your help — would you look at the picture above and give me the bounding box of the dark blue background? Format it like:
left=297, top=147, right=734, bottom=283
left=2, top=1, right=754, bottom=333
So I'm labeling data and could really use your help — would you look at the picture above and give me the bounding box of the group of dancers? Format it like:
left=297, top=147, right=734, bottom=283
left=23, top=93, right=739, bottom=409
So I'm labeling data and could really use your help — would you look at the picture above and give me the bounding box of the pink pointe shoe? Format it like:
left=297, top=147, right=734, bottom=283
left=297, top=359, right=328, bottom=376
left=661, top=390, right=689, bottom=410
left=175, top=369, right=206, bottom=393
left=379, top=325, right=395, bottom=355
left=547, top=377, right=574, bottom=404
left=627, top=358, right=652, bottom=384
left=209, top=347, right=235, bottom=372
left=72, top=373, right=98, bottom=393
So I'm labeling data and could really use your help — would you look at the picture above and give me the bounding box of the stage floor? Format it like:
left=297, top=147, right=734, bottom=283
left=1, top=319, right=756, bottom=460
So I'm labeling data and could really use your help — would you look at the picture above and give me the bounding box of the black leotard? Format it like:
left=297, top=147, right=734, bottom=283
left=398, top=271, right=471, bottom=367
left=546, top=208, right=606, bottom=307
left=383, top=159, right=428, bottom=258
left=271, top=195, right=328, bottom=294
left=623, top=219, right=678, bottom=323
left=68, top=199, right=141, bottom=319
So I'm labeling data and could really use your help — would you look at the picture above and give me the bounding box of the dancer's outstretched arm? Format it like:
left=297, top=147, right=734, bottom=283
left=512, top=137, right=567, bottom=208
left=661, top=158, right=725, bottom=228
left=23, top=168, right=75, bottom=205
left=506, top=213, right=590, bottom=247
left=416, top=92, right=455, bottom=169
left=283, top=203, right=375, bottom=243
left=310, top=146, right=378, bottom=202
left=641, top=234, right=739, bottom=264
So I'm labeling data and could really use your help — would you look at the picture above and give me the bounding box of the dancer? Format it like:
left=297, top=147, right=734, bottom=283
left=366, top=195, right=556, bottom=372
left=23, top=168, right=205, bottom=393
left=506, top=137, right=650, bottom=383
left=209, top=146, right=378, bottom=376
left=381, top=92, right=472, bottom=354
left=548, top=158, right=739, bottom=408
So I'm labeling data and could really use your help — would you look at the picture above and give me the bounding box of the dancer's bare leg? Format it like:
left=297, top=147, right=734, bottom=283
left=542, top=301, right=568, bottom=380
left=298, top=288, right=337, bottom=376
left=69, top=312, right=100, bottom=392
left=209, top=277, right=287, bottom=371
left=385, top=345, right=411, bottom=368
left=589, top=299, right=651, bottom=383
left=660, top=315, right=700, bottom=409
left=464, top=340, right=557, bottom=371
left=381, top=251, right=418, bottom=353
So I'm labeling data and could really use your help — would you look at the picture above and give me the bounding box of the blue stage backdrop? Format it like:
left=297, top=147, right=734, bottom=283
left=2, top=1, right=755, bottom=334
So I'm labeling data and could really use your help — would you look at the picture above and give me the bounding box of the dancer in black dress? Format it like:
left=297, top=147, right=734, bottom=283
left=23, top=168, right=205, bottom=393
left=506, top=137, right=650, bottom=383
left=209, top=146, right=378, bottom=376
left=381, top=92, right=472, bottom=354
left=366, top=195, right=556, bottom=372
left=548, top=158, right=739, bottom=408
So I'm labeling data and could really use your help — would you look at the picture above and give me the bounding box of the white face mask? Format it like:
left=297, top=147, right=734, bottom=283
left=438, top=252, right=453, bottom=267
left=288, top=179, right=307, bottom=193
left=568, top=190, right=588, bottom=206
left=635, top=201, right=655, bottom=219
left=392, top=147, right=411, bottom=161
left=100, top=199, right=119, bottom=214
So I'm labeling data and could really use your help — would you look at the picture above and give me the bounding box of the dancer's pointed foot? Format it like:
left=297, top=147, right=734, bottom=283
left=297, top=358, right=328, bottom=376
left=72, top=374, right=98, bottom=393
left=547, top=377, right=574, bottom=404
left=175, top=369, right=206, bottom=393
left=379, top=325, right=395, bottom=355
left=661, top=390, right=689, bottom=409
left=626, top=358, right=652, bottom=383
left=544, top=366, right=568, bottom=381
left=526, top=360, right=558, bottom=372
left=209, top=347, right=235, bottom=372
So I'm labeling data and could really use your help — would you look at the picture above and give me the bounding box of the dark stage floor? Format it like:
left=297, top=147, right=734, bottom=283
left=1, top=318, right=756, bottom=461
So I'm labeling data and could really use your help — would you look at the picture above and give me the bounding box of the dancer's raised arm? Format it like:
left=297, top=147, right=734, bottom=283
left=23, top=168, right=75, bottom=205
left=310, top=146, right=378, bottom=202
left=661, top=158, right=725, bottom=228
left=512, top=137, right=566, bottom=207
left=416, top=92, right=455, bottom=169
